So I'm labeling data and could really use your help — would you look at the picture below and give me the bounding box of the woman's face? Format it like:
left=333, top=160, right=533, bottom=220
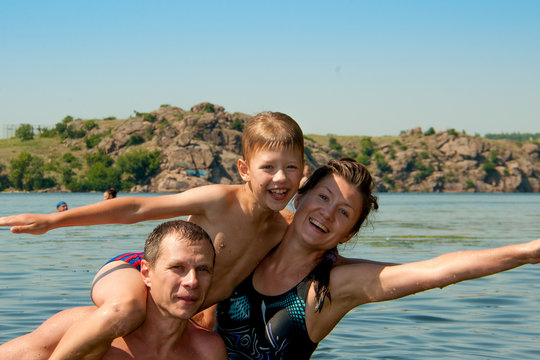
left=293, top=173, right=362, bottom=250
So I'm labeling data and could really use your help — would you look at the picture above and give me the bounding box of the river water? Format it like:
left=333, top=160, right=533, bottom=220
left=0, top=192, right=539, bottom=359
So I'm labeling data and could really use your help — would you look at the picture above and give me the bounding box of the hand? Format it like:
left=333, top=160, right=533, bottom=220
left=0, top=214, right=53, bottom=235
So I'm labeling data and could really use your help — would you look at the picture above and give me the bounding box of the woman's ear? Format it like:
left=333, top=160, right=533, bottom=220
left=340, top=232, right=355, bottom=244
left=293, top=193, right=303, bottom=210
left=237, top=158, right=250, bottom=182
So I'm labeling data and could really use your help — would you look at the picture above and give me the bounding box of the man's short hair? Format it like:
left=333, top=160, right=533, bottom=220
left=143, top=220, right=215, bottom=267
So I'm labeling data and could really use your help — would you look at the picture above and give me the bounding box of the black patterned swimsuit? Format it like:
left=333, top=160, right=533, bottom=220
left=216, top=272, right=318, bottom=359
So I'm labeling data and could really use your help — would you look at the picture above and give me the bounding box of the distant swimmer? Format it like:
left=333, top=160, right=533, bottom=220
left=56, top=201, right=68, bottom=212
left=103, top=188, right=117, bottom=200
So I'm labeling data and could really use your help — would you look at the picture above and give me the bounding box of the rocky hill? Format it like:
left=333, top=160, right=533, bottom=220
left=1, top=103, right=539, bottom=193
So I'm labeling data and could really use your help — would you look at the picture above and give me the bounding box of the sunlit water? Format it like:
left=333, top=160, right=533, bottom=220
left=0, top=193, right=539, bottom=359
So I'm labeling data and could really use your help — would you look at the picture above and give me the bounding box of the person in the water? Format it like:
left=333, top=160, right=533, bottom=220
left=215, top=158, right=540, bottom=359
left=0, top=220, right=227, bottom=360
left=0, top=111, right=305, bottom=359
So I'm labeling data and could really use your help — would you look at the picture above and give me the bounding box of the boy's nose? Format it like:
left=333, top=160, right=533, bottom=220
left=273, top=169, right=286, bottom=182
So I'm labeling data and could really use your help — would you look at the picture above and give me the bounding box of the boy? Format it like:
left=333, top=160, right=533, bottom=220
left=0, top=112, right=304, bottom=359
left=0, top=220, right=228, bottom=360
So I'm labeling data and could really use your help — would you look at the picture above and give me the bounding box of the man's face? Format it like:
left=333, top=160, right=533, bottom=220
left=142, top=234, right=214, bottom=320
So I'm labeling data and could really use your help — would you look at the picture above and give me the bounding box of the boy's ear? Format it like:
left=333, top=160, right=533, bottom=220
left=141, top=260, right=151, bottom=288
left=237, top=158, right=250, bottom=182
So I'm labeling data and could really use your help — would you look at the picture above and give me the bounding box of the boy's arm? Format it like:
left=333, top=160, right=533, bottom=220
left=0, top=185, right=230, bottom=235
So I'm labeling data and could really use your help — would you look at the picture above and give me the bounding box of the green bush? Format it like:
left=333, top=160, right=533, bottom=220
left=328, top=137, right=343, bottom=152
left=382, top=174, right=395, bottom=189
left=61, top=124, right=86, bottom=140
left=8, top=152, right=56, bottom=190
left=447, top=128, right=458, bottom=137
left=202, top=103, right=215, bottom=113
left=424, top=127, right=436, bottom=136
left=413, top=159, right=434, bottom=183
left=360, top=137, right=376, bottom=157
left=85, top=133, right=106, bottom=149
left=356, top=154, right=371, bottom=166
left=38, top=127, right=57, bottom=138
left=63, top=115, right=74, bottom=123
left=15, top=124, right=34, bottom=141
left=374, top=153, right=391, bottom=173
left=80, top=163, right=122, bottom=191
left=86, top=149, right=114, bottom=167
left=116, top=149, right=162, bottom=189
left=61, top=152, right=82, bottom=168
left=231, top=119, right=244, bottom=131
left=0, top=163, right=9, bottom=190
left=126, top=134, right=145, bottom=147
left=83, top=120, right=98, bottom=131
left=465, top=179, right=475, bottom=190
left=135, top=111, right=157, bottom=123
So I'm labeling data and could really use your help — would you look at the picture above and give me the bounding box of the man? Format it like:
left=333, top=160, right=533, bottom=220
left=0, top=220, right=227, bottom=360
left=56, top=201, right=68, bottom=212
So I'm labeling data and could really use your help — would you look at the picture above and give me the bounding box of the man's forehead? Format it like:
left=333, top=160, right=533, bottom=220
left=159, top=234, right=213, bottom=261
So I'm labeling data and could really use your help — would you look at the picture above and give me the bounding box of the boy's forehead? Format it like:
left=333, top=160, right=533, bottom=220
left=246, top=144, right=303, bottom=160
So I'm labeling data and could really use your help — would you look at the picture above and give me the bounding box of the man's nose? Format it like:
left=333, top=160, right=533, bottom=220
left=183, top=269, right=199, bottom=288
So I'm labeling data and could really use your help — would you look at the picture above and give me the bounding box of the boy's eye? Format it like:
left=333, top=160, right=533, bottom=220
left=319, top=194, right=328, bottom=201
left=339, top=209, right=348, bottom=217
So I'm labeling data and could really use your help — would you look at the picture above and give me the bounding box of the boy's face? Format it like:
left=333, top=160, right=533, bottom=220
left=239, top=147, right=303, bottom=211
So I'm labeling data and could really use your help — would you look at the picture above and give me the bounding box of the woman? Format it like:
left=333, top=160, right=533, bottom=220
left=216, top=158, right=540, bottom=359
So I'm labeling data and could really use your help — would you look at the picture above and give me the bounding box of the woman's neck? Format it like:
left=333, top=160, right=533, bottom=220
left=254, top=227, right=326, bottom=295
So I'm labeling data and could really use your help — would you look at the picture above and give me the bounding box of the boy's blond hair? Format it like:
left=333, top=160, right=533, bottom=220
left=241, top=112, right=304, bottom=162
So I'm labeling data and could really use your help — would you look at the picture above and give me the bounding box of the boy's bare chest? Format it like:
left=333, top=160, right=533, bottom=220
left=196, top=216, right=287, bottom=302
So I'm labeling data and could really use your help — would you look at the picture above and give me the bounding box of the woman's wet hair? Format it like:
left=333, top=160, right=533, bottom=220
left=300, top=158, right=379, bottom=311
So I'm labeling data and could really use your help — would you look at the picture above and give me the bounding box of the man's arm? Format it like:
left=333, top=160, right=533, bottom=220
left=0, top=306, right=95, bottom=360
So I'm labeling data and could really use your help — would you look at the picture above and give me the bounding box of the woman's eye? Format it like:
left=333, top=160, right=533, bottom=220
left=319, top=194, right=328, bottom=200
left=339, top=209, right=348, bottom=217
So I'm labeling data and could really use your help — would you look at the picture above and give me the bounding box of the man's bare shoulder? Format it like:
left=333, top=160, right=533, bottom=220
left=187, top=321, right=228, bottom=359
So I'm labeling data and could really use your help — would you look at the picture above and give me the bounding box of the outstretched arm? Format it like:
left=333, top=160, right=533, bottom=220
left=0, top=185, right=229, bottom=235
left=335, top=238, right=540, bottom=309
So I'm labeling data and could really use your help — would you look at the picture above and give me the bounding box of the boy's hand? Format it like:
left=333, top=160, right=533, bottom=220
left=0, top=214, right=52, bottom=235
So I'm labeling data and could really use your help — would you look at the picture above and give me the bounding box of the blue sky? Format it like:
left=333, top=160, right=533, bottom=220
left=1, top=0, right=539, bottom=136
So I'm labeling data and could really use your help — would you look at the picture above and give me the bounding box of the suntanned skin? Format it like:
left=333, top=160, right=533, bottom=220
left=0, top=148, right=303, bottom=359
left=248, top=173, right=540, bottom=345
left=0, top=231, right=228, bottom=360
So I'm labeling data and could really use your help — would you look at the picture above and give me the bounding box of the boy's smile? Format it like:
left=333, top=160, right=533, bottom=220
left=239, top=148, right=303, bottom=212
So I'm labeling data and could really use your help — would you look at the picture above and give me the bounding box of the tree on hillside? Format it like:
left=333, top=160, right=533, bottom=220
left=8, top=152, right=56, bottom=190
left=0, top=163, right=9, bottom=190
left=116, top=149, right=162, bottom=190
left=15, top=124, right=34, bottom=141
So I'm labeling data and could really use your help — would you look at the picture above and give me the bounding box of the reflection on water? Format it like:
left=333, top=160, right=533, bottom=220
left=0, top=193, right=539, bottom=359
